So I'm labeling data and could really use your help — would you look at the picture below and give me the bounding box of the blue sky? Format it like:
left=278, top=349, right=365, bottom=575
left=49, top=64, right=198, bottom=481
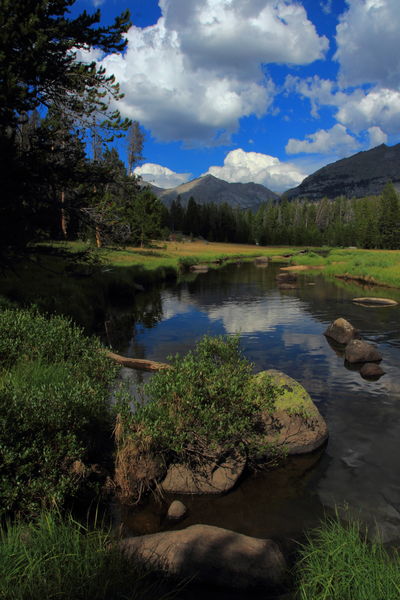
left=73, top=0, right=400, bottom=193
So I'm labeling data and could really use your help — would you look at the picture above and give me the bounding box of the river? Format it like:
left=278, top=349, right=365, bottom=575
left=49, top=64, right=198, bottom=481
left=108, top=260, right=400, bottom=549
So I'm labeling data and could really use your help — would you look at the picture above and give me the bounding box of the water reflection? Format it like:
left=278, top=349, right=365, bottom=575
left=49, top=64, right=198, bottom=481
left=117, top=262, right=400, bottom=543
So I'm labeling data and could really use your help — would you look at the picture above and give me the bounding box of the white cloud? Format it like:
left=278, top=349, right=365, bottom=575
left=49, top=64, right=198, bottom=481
left=134, top=163, right=191, bottom=189
left=203, top=148, right=307, bottom=193
left=96, top=0, right=328, bottom=144
left=92, top=0, right=105, bottom=6
left=286, top=124, right=359, bottom=155
left=336, top=87, right=400, bottom=134
left=285, top=75, right=399, bottom=141
left=335, top=0, right=400, bottom=88
left=367, top=126, right=388, bottom=147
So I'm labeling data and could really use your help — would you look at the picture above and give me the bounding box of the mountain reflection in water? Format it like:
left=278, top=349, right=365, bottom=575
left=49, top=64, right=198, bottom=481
left=112, top=262, right=400, bottom=544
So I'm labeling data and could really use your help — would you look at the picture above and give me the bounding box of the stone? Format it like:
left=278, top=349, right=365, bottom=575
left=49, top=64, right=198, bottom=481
left=352, top=297, right=398, bottom=306
left=276, top=272, right=298, bottom=284
left=161, top=452, right=246, bottom=495
left=167, top=500, right=187, bottom=521
left=253, top=370, right=328, bottom=456
left=190, top=264, right=209, bottom=272
left=360, top=363, right=385, bottom=380
left=324, top=317, right=360, bottom=345
left=120, top=524, right=287, bottom=590
left=344, top=339, right=382, bottom=364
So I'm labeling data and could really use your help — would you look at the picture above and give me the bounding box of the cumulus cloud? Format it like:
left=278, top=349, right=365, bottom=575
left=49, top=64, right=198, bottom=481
left=285, top=75, right=398, bottom=140
left=203, top=148, right=307, bottom=193
left=286, top=124, right=359, bottom=155
left=134, top=163, right=191, bottom=189
left=367, top=126, right=388, bottom=147
left=336, top=87, right=400, bottom=134
left=97, top=0, right=328, bottom=144
left=335, top=0, right=400, bottom=88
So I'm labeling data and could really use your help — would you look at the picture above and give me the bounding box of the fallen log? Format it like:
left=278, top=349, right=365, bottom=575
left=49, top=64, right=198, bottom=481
left=105, top=350, right=171, bottom=371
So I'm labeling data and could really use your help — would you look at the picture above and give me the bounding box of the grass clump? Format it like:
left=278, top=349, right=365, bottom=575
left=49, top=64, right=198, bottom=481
left=115, top=335, right=279, bottom=499
left=296, top=516, right=400, bottom=600
left=0, top=307, right=117, bottom=518
left=0, top=510, right=175, bottom=600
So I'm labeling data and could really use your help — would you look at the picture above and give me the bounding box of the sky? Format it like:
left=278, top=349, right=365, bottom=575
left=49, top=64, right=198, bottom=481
left=72, top=0, right=400, bottom=193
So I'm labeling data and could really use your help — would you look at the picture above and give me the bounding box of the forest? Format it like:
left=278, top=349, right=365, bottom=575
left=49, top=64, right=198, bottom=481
left=164, top=183, right=400, bottom=249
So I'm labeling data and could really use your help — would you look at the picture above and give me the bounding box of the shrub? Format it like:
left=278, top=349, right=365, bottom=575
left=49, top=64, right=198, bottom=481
left=116, top=335, right=278, bottom=475
left=296, top=516, right=400, bottom=600
left=0, top=308, right=117, bottom=517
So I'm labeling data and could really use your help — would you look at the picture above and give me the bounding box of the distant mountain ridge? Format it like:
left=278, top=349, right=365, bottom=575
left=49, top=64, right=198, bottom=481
left=141, top=174, right=279, bottom=211
left=285, top=143, right=400, bottom=201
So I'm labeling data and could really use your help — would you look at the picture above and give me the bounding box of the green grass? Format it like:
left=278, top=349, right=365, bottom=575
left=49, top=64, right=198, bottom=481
left=291, top=248, right=400, bottom=289
left=0, top=511, right=177, bottom=600
left=296, top=517, right=400, bottom=600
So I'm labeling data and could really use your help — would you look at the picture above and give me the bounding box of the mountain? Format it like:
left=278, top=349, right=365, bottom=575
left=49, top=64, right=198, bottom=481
left=142, top=174, right=278, bottom=210
left=285, top=143, right=400, bottom=201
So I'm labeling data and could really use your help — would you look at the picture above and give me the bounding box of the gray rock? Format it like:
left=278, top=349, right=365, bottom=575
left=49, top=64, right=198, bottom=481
left=167, top=500, right=187, bottom=521
left=161, top=452, right=246, bottom=495
left=253, top=370, right=328, bottom=456
left=324, top=317, right=360, bottom=345
left=360, top=363, right=385, bottom=379
left=345, top=339, right=382, bottom=364
left=120, top=524, right=287, bottom=590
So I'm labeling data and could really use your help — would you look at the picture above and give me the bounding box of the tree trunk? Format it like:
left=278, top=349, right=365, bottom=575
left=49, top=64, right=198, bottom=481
left=60, top=189, right=68, bottom=239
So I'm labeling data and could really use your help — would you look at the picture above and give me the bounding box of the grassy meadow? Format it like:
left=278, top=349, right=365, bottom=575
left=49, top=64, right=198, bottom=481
left=290, top=247, right=400, bottom=289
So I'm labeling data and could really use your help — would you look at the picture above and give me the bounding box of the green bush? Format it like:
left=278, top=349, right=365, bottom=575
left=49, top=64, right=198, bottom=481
left=296, top=517, right=400, bottom=600
left=0, top=511, right=176, bottom=600
left=118, top=335, right=278, bottom=466
left=0, top=308, right=117, bottom=517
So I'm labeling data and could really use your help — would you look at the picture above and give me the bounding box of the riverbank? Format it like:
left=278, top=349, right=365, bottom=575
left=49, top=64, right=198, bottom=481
left=0, top=241, right=300, bottom=331
left=289, top=247, right=400, bottom=289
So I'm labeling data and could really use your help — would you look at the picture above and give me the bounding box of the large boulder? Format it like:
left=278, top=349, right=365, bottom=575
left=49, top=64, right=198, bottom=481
left=324, top=317, right=360, bottom=345
left=120, top=524, right=287, bottom=590
left=344, top=339, right=382, bottom=364
left=161, top=451, right=246, bottom=495
left=253, top=370, right=328, bottom=456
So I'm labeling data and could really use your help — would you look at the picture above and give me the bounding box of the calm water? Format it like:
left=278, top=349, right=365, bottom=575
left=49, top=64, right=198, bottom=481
left=110, top=261, right=400, bottom=545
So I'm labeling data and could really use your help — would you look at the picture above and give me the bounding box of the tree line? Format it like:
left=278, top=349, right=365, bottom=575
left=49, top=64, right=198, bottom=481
left=163, top=183, right=400, bottom=249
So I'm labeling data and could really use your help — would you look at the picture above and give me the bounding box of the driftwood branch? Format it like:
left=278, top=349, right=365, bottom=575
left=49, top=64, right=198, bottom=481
left=105, top=350, right=171, bottom=372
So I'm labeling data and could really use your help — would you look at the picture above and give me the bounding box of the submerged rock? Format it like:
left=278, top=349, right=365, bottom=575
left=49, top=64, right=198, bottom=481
left=344, top=339, right=382, bottom=364
left=253, top=370, right=328, bottom=456
left=120, top=524, right=287, bottom=590
left=324, top=317, right=360, bottom=345
left=352, top=297, right=398, bottom=306
left=161, top=451, right=246, bottom=495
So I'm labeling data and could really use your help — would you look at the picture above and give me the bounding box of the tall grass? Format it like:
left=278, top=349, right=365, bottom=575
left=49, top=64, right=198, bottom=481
left=296, top=517, right=400, bottom=600
left=0, top=511, right=176, bottom=600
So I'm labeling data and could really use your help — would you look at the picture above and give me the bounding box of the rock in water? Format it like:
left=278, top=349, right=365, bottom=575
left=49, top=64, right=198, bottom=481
left=344, top=339, right=382, bottom=364
left=253, top=370, right=328, bottom=455
left=167, top=500, right=187, bottom=521
left=161, top=451, right=246, bottom=495
left=360, top=363, right=385, bottom=380
left=120, top=524, right=287, bottom=590
left=324, top=318, right=360, bottom=345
